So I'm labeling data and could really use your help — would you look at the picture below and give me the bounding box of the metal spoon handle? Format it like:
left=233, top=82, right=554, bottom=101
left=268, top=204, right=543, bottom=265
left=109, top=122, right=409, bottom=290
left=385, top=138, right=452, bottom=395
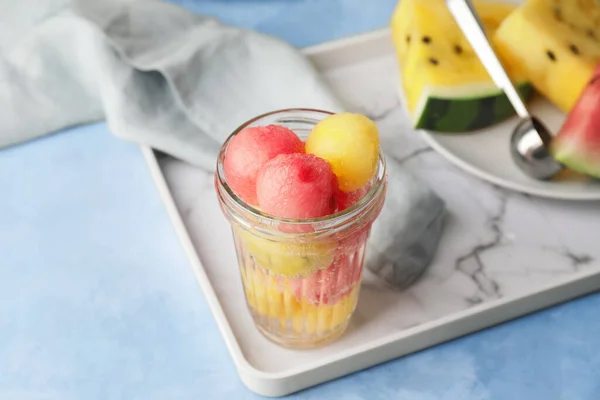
left=446, top=0, right=529, bottom=118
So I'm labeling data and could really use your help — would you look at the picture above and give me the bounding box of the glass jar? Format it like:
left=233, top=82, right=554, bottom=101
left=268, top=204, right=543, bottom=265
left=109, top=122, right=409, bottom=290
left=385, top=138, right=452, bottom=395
left=215, top=109, right=387, bottom=349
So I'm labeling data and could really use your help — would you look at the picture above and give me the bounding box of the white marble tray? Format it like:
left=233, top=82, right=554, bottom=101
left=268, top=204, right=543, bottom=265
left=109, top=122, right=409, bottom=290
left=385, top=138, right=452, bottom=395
left=142, top=29, right=600, bottom=398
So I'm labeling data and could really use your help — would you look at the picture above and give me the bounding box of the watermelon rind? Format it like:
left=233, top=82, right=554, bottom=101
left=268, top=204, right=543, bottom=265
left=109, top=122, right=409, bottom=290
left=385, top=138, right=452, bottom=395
left=551, top=138, right=600, bottom=179
left=412, top=81, right=534, bottom=133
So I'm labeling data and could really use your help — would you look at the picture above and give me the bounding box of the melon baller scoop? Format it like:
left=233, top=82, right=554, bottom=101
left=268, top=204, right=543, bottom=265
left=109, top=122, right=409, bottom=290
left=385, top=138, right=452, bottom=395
left=446, top=0, right=565, bottom=180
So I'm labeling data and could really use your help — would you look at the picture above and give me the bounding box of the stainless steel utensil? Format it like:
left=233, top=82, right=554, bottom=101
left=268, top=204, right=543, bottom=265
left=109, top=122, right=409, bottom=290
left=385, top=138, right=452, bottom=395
left=446, top=0, right=564, bottom=180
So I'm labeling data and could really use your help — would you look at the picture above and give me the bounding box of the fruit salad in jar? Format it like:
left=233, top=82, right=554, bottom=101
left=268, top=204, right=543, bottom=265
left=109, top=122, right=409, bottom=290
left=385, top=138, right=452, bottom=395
left=215, top=109, right=387, bottom=349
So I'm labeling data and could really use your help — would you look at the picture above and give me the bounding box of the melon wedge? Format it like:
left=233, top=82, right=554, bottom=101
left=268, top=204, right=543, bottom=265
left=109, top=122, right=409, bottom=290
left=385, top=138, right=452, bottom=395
left=493, top=0, right=600, bottom=113
left=551, top=64, right=600, bottom=178
left=391, top=0, right=533, bottom=133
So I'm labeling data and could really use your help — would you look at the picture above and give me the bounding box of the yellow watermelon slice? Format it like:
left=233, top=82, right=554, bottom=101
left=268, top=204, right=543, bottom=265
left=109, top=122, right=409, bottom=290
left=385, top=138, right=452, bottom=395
left=493, top=0, right=600, bottom=113
left=391, top=0, right=534, bottom=133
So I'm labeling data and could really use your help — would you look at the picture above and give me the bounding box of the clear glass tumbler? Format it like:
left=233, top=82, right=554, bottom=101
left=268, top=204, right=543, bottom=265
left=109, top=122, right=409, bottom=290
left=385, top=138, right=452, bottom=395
left=215, top=109, right=387, bottom=348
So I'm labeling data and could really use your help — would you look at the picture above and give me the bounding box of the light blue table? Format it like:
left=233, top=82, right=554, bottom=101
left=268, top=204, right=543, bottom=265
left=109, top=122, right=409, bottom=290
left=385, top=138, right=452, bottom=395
left=1, top=1, right=599, bottom=399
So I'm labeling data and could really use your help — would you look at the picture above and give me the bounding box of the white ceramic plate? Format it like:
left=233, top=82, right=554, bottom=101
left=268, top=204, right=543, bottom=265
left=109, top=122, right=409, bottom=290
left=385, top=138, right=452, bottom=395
left=419, top=96, right=600, bottom=201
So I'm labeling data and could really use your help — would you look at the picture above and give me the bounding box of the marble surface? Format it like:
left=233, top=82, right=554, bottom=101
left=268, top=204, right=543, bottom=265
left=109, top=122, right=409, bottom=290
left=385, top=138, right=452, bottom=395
left=159, top=34, right=600, bottom=377
left=1, top=0, right=600, bottom=399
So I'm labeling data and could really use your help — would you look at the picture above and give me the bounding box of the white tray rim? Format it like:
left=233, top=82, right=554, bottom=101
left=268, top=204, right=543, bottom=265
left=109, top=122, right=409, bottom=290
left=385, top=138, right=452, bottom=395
left=140, top=28, right=600, bottom=397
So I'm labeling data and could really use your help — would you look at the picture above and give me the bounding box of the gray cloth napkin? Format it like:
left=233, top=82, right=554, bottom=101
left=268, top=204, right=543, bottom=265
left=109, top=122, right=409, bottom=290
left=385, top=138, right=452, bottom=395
left=1, top=0, right=446, bottom=289
left=1, top=0, right=343, bottom=170
left=366, top=160, right=446, bottom=290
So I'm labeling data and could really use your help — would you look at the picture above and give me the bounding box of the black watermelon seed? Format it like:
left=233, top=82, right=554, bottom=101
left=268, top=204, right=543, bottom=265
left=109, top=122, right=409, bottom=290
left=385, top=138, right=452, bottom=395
left=553, top=7, right=562, bottom=21
left=570, top=44, right=580, bottom=54
left=454, top=44, right=463, bottom=55
left=422, top=36, right=431, bottom=44
left=428, top=57, right=439, bottom=65
left=406, top=35, right=411, bottom=44
left=546, top=50, right=556, bottom=61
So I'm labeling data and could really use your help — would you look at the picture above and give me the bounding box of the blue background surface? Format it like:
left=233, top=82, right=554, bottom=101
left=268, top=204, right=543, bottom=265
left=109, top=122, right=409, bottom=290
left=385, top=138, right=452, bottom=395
left=1, top=1, right=599, bottom=399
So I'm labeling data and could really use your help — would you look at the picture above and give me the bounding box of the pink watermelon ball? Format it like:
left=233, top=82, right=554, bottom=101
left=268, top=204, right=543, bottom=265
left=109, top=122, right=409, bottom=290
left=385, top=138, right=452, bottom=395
left=290, top=255, right=361, bottom=305
left=256, top=153, right=337, bottom=219
left=223, top=125, right=304, bottom=206
left=291, top=263, right=341, bottom=305
left=335, top=183, right=370, bottom=212
left=334, top=184, right=372, bottom=244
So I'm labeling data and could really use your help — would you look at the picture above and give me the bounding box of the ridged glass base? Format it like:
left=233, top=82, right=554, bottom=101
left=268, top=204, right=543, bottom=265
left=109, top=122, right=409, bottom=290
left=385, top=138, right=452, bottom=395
left=232, top=217, right=369, bottom=349
left=255, top=316, right=350, bottom=349
left=245, top=285, right=360, bottom=348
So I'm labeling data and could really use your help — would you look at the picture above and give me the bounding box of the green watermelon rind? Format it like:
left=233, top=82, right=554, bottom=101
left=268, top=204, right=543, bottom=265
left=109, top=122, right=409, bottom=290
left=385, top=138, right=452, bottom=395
left=412, top=81, right=534, bottom=133
left=551, top=138, right=600, bottom=179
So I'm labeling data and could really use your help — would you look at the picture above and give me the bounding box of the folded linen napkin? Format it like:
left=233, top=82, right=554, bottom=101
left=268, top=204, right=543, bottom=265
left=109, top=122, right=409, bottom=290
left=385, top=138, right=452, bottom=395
left=0, top=0, right=446, bottom=289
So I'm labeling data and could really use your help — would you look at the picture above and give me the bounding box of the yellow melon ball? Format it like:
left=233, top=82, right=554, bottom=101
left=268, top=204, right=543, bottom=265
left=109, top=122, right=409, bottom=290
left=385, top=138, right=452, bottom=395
left=306, top=113, right=380, bottom=192
left=236, top=228, right=335, bottom=277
